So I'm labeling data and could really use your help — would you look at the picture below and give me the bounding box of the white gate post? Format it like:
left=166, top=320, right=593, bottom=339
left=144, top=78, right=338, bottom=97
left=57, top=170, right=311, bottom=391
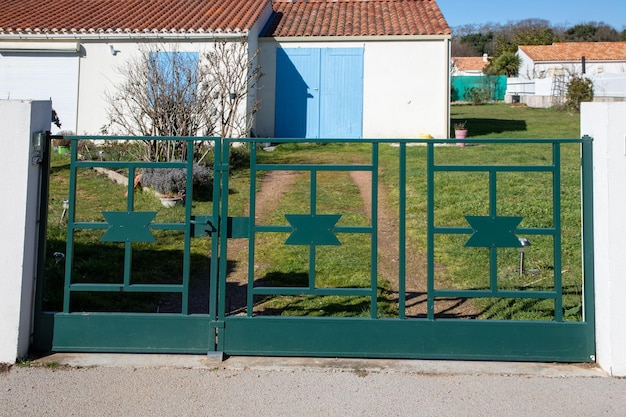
left=582, top=102, right=626, bottom=376
left=0, top=100, right=51, bottom=364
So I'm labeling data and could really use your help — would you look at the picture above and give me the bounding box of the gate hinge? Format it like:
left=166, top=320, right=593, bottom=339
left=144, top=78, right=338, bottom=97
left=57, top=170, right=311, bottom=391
left=227, top=216, right=249, bottom=238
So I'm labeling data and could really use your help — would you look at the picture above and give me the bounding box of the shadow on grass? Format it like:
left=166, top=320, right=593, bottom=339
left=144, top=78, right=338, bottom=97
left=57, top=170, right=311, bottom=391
left=451, top=118, right=527, bottom=137
left=42, top=238, right=212, bottom=314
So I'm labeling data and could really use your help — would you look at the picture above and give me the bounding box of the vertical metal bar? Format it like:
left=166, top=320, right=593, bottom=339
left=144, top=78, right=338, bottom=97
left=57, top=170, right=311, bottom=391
left=580, top=136, right=595, bottom=355
left=371, top=143, right=379, bottom=318
left=33, top=132, right=52, bottom=348
left=426, top=143, right=435, bottom=320
left=489, top=169, right=498, bottom=292
left=123, top=160, right=135, bottom=291
left=398, top=143, right=407, bottom=319
left=220, top=141, right=231, bottom=318
left=246, top=142, right=257, bottom=317
left=123, top=243, right=132, bottom=289
left=216, top=139, right=230, bottom=352
left=309, top=169, right=317, bottom=290
left=127, top=166, right=135, bottom=211
left=553, top=143, right=563, bottom=321
left=62, top=140, right=78, bottom=313
left=180, top=140, right=194, bottom=315
left=208, top=138, right=221, bottom=350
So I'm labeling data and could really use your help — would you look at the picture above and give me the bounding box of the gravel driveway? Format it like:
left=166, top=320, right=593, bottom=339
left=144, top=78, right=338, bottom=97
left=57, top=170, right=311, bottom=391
left=1, top=355, right=624, bottom=417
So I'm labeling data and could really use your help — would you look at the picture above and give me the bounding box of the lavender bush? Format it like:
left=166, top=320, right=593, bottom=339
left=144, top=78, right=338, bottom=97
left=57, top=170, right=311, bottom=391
left=141, top=162, right=212, bottom=197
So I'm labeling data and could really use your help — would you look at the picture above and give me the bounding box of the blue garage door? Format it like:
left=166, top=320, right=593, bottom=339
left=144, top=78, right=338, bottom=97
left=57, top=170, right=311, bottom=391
left=275, top=48, right=363, bottom=139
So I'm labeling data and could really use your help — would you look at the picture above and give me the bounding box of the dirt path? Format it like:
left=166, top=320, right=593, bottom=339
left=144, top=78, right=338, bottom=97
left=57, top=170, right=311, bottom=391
left=224, top=170, right=299, bottom=314
left=349, top=171, right=428, bottom=317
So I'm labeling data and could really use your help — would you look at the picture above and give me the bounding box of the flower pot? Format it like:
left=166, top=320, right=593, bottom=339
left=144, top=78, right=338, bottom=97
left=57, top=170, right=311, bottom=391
left=159, top=196, right=182, bottom=208
left=454, top=129, right=468, bottom=147
left=454, top=129, right=468, bottom=139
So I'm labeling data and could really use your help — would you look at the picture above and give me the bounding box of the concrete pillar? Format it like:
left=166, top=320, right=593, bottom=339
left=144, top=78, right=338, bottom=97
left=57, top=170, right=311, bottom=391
left=0, top=100, right=51, bottom=364
left=582, top=102, right=626, bottom=376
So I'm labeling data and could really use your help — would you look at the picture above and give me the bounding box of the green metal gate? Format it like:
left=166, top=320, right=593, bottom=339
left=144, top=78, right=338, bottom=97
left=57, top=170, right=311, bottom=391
left=34, top=135, right=595, bottom=362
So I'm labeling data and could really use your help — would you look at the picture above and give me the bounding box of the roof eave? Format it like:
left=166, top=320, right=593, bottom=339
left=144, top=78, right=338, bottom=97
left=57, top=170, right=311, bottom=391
left=260, top=34, right=451, bottom=42
left=0, top=30, right=250, bottom=41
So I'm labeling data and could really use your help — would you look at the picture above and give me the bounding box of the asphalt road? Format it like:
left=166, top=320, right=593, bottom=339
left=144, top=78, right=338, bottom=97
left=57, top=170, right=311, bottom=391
left=1, top=355, right=624, bottom=416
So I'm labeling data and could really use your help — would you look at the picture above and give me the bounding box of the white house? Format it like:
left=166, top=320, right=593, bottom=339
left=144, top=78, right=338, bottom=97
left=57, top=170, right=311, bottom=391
left=257, top=0, right=451, bottom=139
left=507, top=42, right=626, bottom=107
left=0, top=0, right=451, bottom=139
left=450, top=54, right=489, bottom=76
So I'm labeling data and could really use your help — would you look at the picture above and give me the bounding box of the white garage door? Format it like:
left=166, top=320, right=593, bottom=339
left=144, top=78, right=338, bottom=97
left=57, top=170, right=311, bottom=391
left=0, top=45, right=79, bottom=133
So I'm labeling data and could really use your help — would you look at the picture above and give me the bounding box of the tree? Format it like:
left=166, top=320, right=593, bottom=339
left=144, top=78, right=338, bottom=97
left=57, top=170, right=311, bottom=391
left=459, top=31, right=494, bottom=55
left=566, top=76, right=594, bottom=112
left=484, top=52, right=522, bottom=77
left=104, top=40, right=261, bottom=161
left=564, top=23, right=620, bottom=42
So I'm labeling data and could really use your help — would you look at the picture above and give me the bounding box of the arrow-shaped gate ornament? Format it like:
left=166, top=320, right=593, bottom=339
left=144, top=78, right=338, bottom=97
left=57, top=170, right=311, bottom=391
left=284, top=214, right=342, bottom=246
left=101, top=211, right=157, bottom=242
left=464, top=215, right=523, bottom=248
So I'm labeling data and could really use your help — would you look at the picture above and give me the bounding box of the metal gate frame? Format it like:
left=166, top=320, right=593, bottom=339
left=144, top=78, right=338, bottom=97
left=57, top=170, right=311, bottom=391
left=35, top=136, right=223, bottom=353
left=34, top=135, right=595, bottom=362
left=216, top=137, right=595, bottom=361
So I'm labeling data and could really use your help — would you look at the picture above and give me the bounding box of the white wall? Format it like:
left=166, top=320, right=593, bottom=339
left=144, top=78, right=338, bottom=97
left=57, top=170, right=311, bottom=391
left=0, top=99, right=50, bottom=364
left=78, top=40, right=222, bottom=135
left=363, top=40, right=449, bottom=138
left=257, top=38, right=451, bottom=139
left=582, top=102, right=626, bottom=376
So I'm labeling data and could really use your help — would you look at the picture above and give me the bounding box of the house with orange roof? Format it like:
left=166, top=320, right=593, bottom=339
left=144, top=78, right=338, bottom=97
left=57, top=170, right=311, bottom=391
left=451, top=55, right=490, bottom=76
left=0, top=0, right=452, bottom=138
left=507, top=42, right=626, bottom=107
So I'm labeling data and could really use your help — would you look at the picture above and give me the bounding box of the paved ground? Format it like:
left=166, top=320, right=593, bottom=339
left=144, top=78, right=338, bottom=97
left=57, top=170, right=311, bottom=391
left=1, top=354, right=624, bottom=416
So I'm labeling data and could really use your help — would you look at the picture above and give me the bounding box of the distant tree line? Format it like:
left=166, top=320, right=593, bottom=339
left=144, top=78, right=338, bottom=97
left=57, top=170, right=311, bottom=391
left=452, top=20, right=626, bottom=76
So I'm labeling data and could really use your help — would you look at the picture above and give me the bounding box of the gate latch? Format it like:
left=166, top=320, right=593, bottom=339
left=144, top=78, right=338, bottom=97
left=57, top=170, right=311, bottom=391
left=190, top=215, right=216, bottom=238
left=191, top=216, right=250, bottom=238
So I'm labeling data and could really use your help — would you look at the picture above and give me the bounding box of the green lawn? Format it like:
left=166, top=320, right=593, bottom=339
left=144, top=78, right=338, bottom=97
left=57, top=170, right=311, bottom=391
left=450, top=102, right=580, bottom=138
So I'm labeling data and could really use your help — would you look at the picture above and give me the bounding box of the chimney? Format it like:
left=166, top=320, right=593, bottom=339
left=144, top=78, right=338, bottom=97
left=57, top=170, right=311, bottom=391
left=483, top=53, right=488, bottom=62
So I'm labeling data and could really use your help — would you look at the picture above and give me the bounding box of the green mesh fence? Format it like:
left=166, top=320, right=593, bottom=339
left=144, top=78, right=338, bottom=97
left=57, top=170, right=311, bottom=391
left=451, top=76, right=507, bottom=102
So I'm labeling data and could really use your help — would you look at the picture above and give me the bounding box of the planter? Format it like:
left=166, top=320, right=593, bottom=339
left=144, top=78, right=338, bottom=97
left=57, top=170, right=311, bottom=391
left=454, top=129, right=468, bottom=147
left=454, top=129, right=468, bottom=139
left=159, top=196, right=183, bottom=208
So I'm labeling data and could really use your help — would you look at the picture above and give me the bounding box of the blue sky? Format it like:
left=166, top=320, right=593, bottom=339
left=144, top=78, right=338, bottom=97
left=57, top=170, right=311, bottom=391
left=437, top=0, right=626, bottom=31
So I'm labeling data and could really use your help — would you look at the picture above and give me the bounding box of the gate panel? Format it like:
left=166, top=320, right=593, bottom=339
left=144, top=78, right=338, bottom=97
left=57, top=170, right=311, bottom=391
left=217, top=137, right=595, bottom=362
left=45, top=136, right=222, bottom=353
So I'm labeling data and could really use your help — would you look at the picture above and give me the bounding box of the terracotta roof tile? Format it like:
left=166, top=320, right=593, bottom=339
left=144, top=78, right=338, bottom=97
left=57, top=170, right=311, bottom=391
left=452, top=56, right=489, bottom=72
left=0, top=0, right=269, bottom=35
left=264, top=0, right=451, bottom=37
left=519, top=42, right=626, bottom=62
